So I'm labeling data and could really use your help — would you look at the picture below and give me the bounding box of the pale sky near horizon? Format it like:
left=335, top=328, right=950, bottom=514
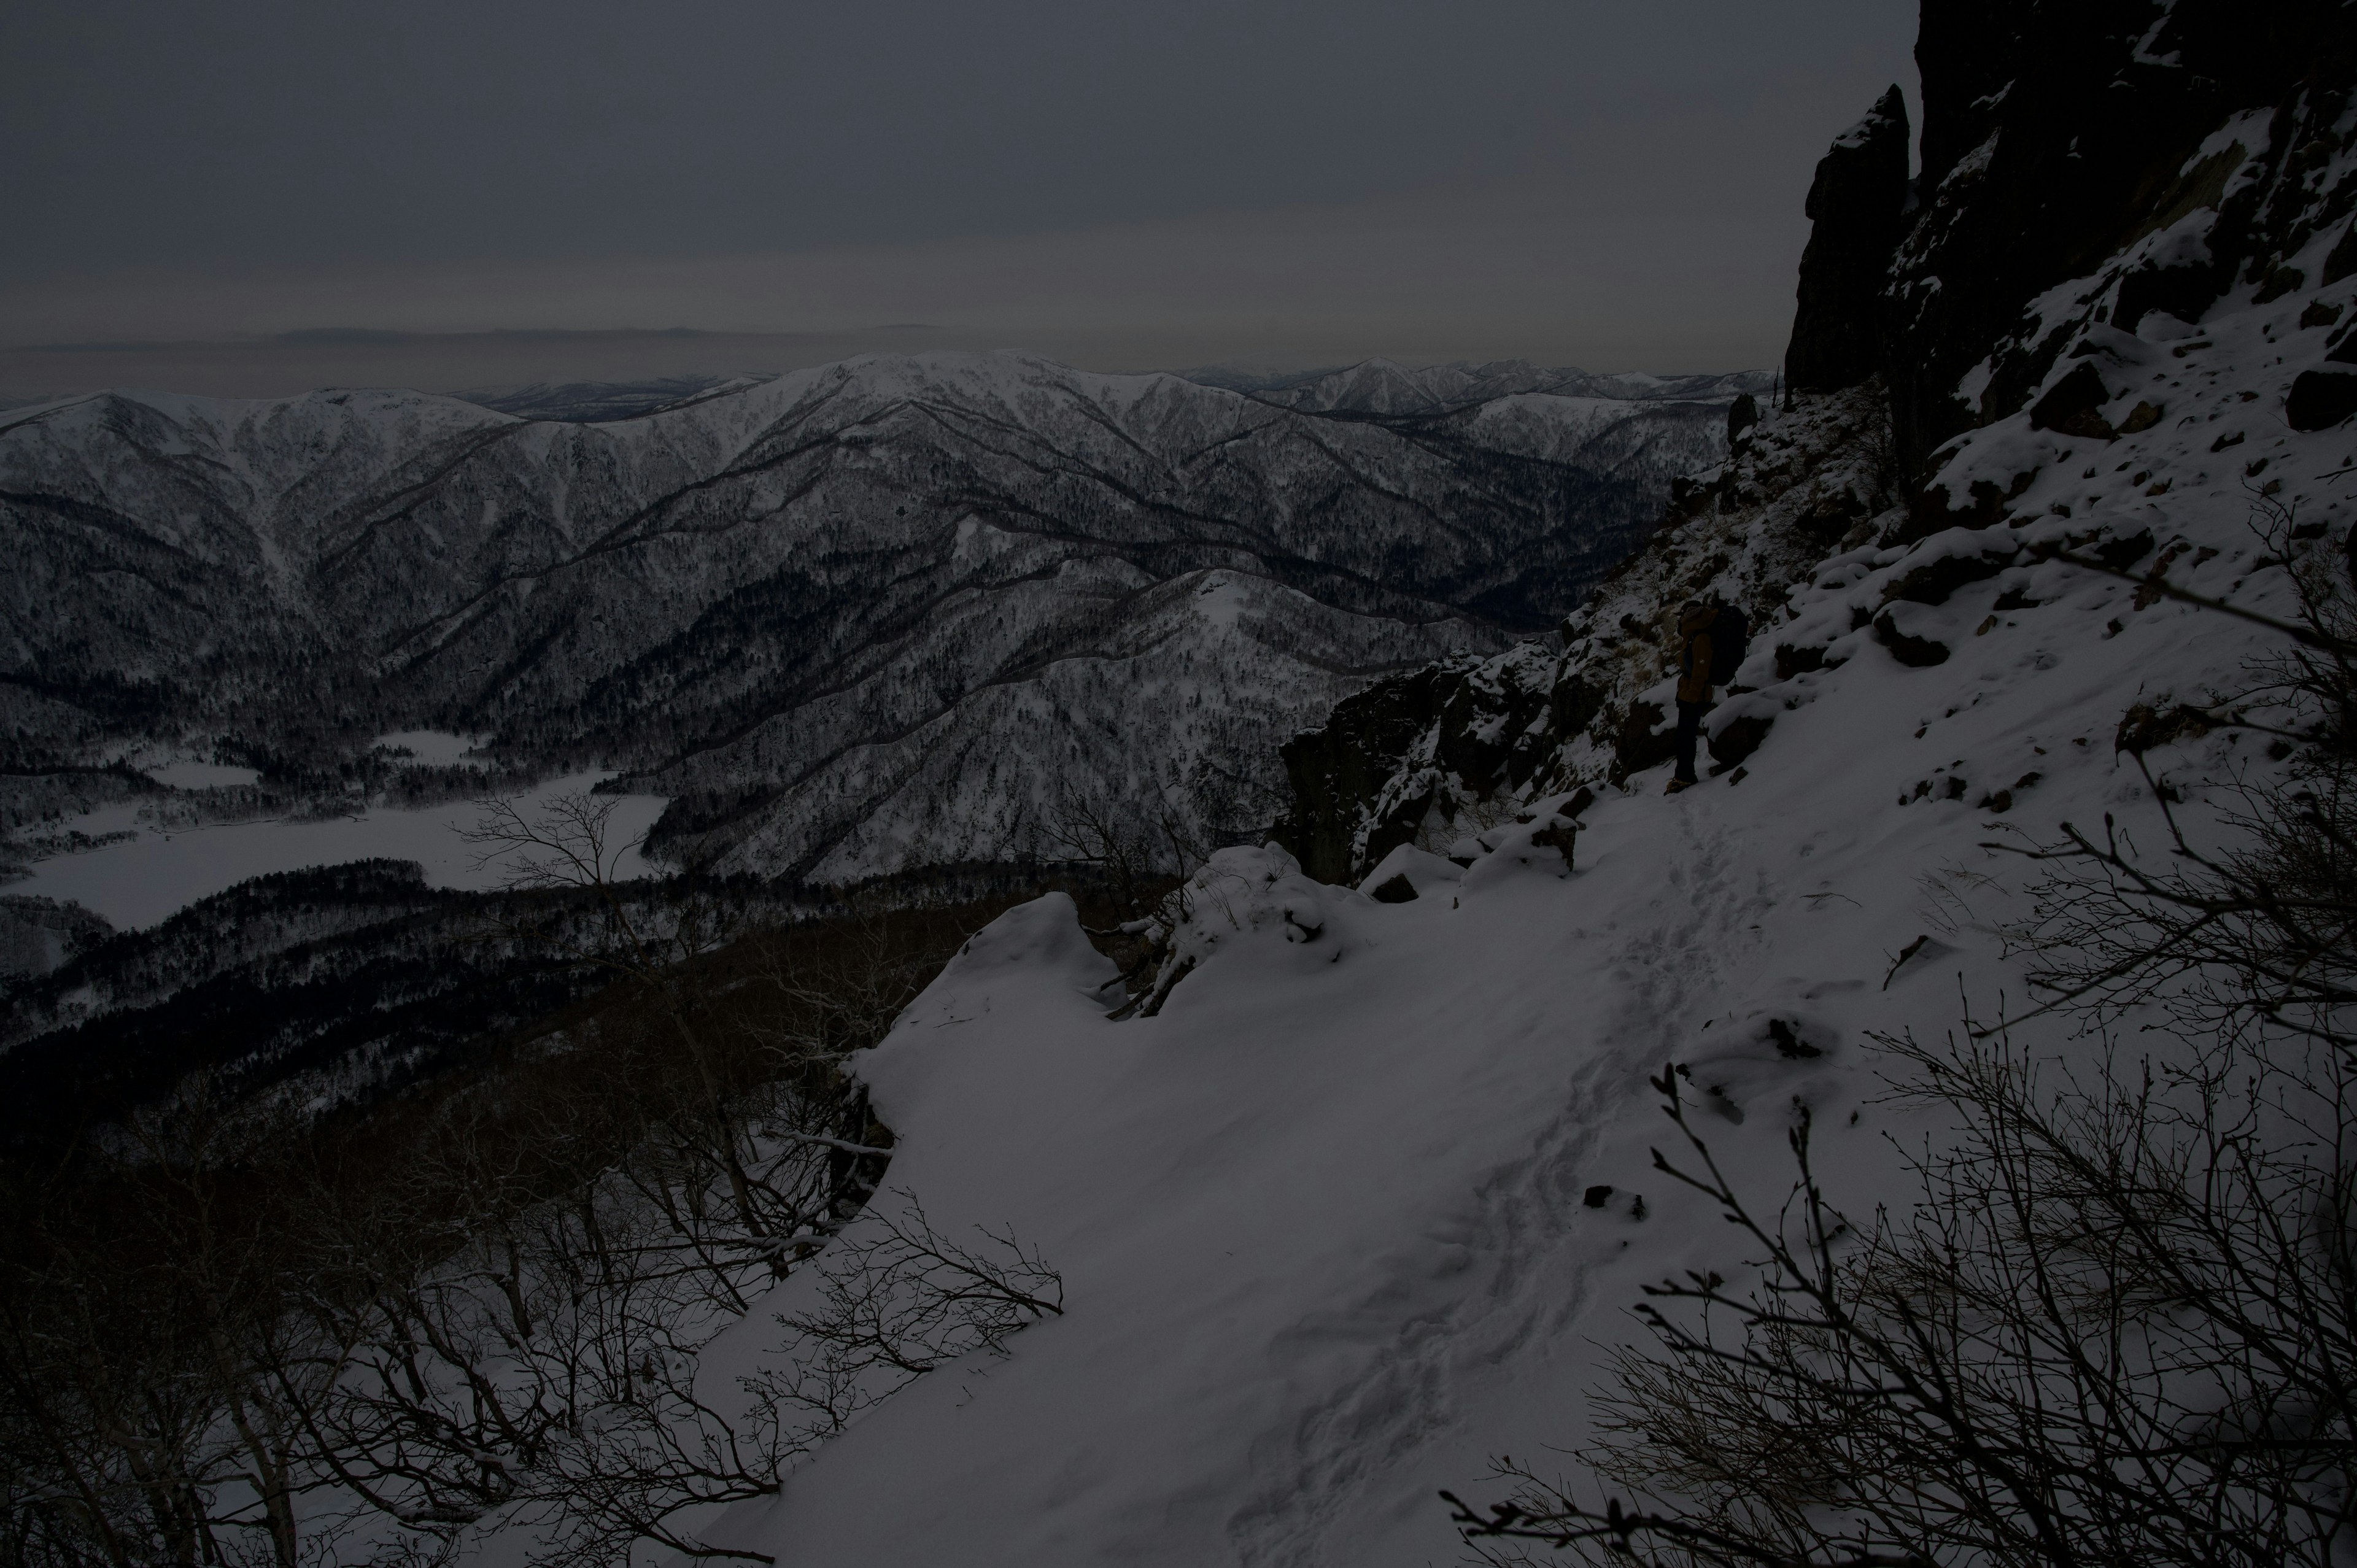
left=0, top=1, right=1919, bottom=397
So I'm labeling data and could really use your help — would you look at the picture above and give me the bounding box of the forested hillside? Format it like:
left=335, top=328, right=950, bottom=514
left=1, top=355, right=1754, bottom=882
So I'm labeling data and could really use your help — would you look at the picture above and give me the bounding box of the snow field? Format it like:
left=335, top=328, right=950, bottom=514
left=10, top=771, right=668, bottom=930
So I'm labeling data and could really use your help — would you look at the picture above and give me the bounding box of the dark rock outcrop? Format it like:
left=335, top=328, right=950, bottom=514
left=1274, top=667, right=1452, bottom=884
left=1274, top=382, right=1898, bottom=883
left=1874, top=611, right=1951, bottom=668
left=1727, top=393, right=1761, bottom=444
left=2027, top=362, right=2124, bottom=440
left=1785, top=86, right=1911, bottom=394
left=1707, top=713, right=1774, bottom=774
left=1886, top=0, right=2357, bottom=480
left=2288, top=369, right=2357, bottom=430
left=1273, top=4, right=2357, bottom=890
left=1882, top=543, right=2019, bottom=606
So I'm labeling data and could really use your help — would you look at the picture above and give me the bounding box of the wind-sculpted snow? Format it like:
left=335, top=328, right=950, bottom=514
left=0, top=352, right=1740, bottom=881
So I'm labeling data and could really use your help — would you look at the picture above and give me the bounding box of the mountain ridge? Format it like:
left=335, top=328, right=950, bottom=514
left=2, top=350, right=1753, bottom=882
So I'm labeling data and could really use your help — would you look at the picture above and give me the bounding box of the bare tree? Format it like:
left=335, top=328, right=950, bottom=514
left=0, top=1083, right=352, bottom=1568
left=1449, top=504, right=2357, bottom=1568
left=462, top=793, right=783, bottom=1262
left=1, top=791, right=1050, bottom=1568
left=1448, top=1037, right=2357, bottom=1568
left=1989, top=497, right=2357, bottom=1059
left=1042, top=784, right=1207, bottom=924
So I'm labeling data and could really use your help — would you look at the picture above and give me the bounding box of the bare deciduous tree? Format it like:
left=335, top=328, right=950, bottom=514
left=2, top=794, right=1056, bottom=1568
left=1449, top=1037, right=2357, bottom=1568
left=1449, top=503, right=2357, bottom=1568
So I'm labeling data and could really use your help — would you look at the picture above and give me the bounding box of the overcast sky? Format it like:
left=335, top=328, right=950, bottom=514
left=0, top=1, right=1917, bottom=396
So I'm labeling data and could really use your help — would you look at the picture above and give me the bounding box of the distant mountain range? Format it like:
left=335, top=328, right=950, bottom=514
left=452, top=360, right=1770, bottom=425
left=1, top=353, right=1763, bottom=882
left=1202, top=360, right=1770, bottom=415
left=452, top=373, right=780, bottom=423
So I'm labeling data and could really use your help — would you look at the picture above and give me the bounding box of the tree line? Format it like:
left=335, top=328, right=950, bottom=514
left=0, top=800, right=1067, bottom=1568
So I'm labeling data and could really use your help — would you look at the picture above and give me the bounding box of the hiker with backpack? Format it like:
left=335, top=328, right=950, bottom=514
left=1666, top=597, right=1746, bottom=795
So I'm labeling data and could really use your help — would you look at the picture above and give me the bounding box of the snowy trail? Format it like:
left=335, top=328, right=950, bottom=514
left=710, top=550, right=2302, bottom=1566
left=1227, top=810, right=1767, bottom=1566
left=665, top=164, right=2357, bottom=1564
left=707, top=764, right=1986, bottom=1565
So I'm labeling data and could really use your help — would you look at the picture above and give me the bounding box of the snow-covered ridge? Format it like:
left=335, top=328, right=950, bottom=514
left=0, top=351, right=1744, bottom=882
left=657, top=35, right=2357, bottom=1564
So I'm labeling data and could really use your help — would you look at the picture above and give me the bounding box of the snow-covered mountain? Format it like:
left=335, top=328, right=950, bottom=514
left=617, top=4, right=2356, bottom=1563
left=1, top=353, right=1741, bottom=881
left=13, top=5, right=2357, bottom=1567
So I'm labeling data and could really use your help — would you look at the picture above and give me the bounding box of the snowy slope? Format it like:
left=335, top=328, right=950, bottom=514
left=648, top=57, right=2357, bottom=1567
left=1, top=353, right=1740, bottom=881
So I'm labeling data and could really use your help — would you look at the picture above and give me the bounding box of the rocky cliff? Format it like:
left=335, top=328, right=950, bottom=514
left=1279, top=0, right=2357, bottom=885
left=1883, top=0, right=2356, bottom=481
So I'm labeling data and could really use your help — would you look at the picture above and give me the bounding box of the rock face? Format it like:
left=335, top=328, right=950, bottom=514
left=1884, top=0, right=2357, bottom=479
left=1277, top=1, right=2357, bottom=882
left=1277, top=383, right=1901, bottom=882
left=1727, top=393, right=1761, bottom=444
left=1784, top=85, right=1911, bottom=393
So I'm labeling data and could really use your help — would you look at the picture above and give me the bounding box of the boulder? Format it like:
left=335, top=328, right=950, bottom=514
left=1708, top=713, right=1775, bottom=773
left=1775, top=642, right=1829, bottom=679
left=1727, top=393, right=1761, bottom=444
left=2116, top=701, right=2216, bottom=755
left=1875, top=609, right=1952, bottom=667
left=1883, top=541, right=2019, bottom=605
left=2028, top=362, right=2120, bottom=439
left=2288, top=370, right=2357, bottom=431
left=2093, top=528, right=2156, bottom=572
left=1527, top=823, right=1576, bottom=869
left=1609, top=700, right=1677, bottom=784
left=1906, top=462, right=2043, bottom=541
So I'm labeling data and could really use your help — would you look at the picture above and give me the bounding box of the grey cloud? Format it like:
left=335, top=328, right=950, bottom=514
left=1, top=1, right=1916, bottom=393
